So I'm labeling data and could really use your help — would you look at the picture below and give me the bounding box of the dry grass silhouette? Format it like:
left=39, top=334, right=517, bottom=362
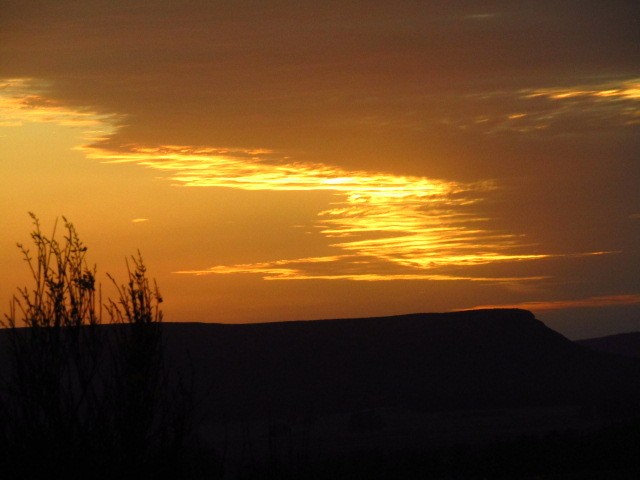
left=0, top=214, right=217, bottom=479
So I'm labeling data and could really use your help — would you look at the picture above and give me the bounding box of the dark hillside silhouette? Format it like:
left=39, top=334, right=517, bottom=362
left=577, top=332, right=640, bottom=359
left=5, top=309, right=639, bottom=421
left=3, top=216, right=640, bottom=478
left=155, top=311, right=640, bottom=478
left=156, top=309, right=640, bottom=422
left=3, top=310, right=640, bottom=478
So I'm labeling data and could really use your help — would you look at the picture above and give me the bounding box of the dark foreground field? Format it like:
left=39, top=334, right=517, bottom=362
left=3, top=309, right=640, bottom=478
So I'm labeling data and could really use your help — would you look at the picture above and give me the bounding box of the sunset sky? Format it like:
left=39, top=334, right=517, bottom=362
left=1, top=1, right=638, bottom=339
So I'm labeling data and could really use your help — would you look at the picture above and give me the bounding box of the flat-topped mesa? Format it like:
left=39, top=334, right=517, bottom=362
left=2, top=309, right=639, bottom=420
left=156, top=309, right=640, bottom=420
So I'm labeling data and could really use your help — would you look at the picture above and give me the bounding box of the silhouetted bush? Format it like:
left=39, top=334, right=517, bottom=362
left=0, top=214, right=217, bottom=479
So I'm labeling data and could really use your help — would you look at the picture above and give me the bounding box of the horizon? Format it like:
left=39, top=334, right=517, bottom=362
left=1, top=1, right=639, bottom=340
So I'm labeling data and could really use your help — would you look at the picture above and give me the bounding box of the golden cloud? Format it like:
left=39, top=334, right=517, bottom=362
left=84, top=143, right=555, bottom=280
left=470, top=294, right=640, bottom=312
left=0, top=78, right=119, bottom=136
left=1, top=77, right=608, bottom=282
left=525, top=79, right=640, bottom=101
left=446, top=77, right=640, bottom=134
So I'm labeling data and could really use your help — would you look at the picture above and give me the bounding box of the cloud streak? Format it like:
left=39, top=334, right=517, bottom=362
left=470, top=294, right=640, bottom=312
left=175, top=254, right=550, bottom=283
left=1, top=77, right=610, bottom=282
left=85, top=143, right=556, bottom=280
left=0, top=78, right=118, bottom=137
left=442, top=77, right=640, bottom=135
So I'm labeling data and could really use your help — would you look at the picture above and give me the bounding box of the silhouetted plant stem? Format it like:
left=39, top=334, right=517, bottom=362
left=0, top=214, right=213, bottom=479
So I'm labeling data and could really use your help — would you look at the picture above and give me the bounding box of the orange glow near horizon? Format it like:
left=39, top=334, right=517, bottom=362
left=470, top=294, right=640, bottom=312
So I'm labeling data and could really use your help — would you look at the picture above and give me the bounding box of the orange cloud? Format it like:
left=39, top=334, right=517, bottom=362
left=176, top=258, right=549, bottom=283
left=525, top=79, right=640, bottom=101
left=87, top=144, right=555, bottom=278
left=1, top=77, right=608, bottom=282
left=0, top=78, right=119, bottom=135
left=470, top=294, right=640, bottom=312
left=447, top=77, right=640, bottom=134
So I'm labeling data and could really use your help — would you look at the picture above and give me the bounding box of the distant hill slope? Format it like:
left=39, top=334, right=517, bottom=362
left=577, top=332, right=640, bottom=359
left=2, top=309, right=639, bottom=422
left=158, top=309, right=640, bottom=420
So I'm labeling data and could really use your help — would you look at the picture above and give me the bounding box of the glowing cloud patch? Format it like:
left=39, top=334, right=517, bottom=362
left=0, top=78, right=119, bottom=139
left=0, top=77, right=595, bottom=282
left=470, top=294, right=640, bottom=312
left=176, top=255, right=550, bottom=283
left=525, top=79, right=640, bottom=101
left=518, top=78, right=640, bottom=129
left=448, top=77, right=640, bottom=134
left=82, top=143, right=551, bottom=280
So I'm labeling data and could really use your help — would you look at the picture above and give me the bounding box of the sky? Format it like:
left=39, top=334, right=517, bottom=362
left=1, top=1, right=638, bottom=339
